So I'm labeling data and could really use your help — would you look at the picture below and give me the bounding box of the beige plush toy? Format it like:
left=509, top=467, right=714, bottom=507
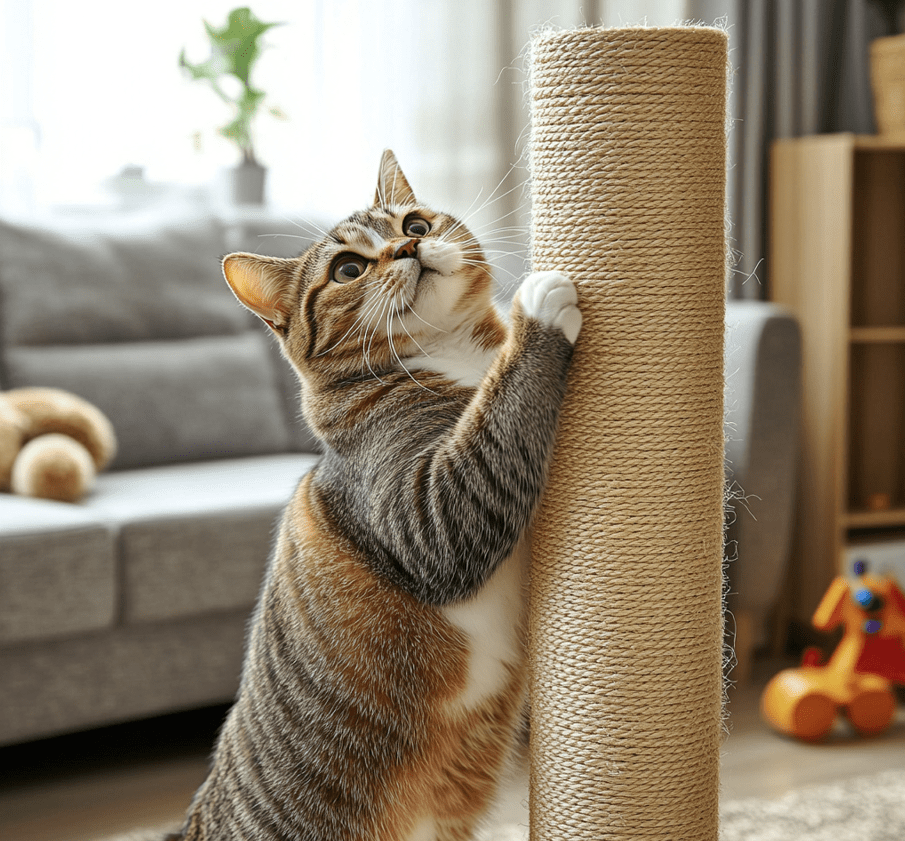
left=0, top=387, right=117, bottom=503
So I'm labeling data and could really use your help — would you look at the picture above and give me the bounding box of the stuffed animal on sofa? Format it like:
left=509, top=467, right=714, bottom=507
left=0, top=387, right=117, bottom=502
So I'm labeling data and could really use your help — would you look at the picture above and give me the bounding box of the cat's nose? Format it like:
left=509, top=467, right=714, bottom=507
left=392, top=238, right=418, bottom=260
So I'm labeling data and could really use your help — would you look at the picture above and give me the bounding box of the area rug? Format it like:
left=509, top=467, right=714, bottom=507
left=718, top=768, right=905, bottom=841
left=103, top=768, right=905, bottom=841
left=480, top=768, right=905, bottom=841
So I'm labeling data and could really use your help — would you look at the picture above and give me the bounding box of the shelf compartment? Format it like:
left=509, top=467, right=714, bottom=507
left=850, top=149, right=905, bottom=328
left=847, top=343, right=905, bottom=513
left=850, top=326, right=905, bottom=343
left=845, top=508, right=905, bottom=528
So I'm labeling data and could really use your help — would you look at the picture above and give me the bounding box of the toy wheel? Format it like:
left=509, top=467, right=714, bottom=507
left=786, top=691, right=837, bottom=742
left=761, top=670, right=837, bottom=742
left=845, top=686, right=896, bottom=737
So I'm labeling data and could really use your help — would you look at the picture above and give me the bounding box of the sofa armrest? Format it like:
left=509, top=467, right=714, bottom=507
left=724, top=301, right=801, bottom=650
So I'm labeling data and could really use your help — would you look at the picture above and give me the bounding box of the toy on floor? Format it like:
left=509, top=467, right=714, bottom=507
left=0, top=387, right=116, bottom=502
left=761, top=559, right=905, bottom=741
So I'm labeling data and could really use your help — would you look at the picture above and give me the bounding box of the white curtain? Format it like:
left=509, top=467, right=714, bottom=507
left=0, top=0, right=732, bottom=286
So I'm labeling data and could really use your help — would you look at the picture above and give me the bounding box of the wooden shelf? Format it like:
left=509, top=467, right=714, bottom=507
left=845, top=508, right=905, bottom=529
left=850, top=326, right=905, bottom=343
left=771, top=133, right=905, bottom=622
left=855, top=133, right=905, bottom=151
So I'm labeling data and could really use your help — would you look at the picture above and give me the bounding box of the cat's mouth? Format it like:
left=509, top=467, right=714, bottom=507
left=417, top=264, right=436, bottom=283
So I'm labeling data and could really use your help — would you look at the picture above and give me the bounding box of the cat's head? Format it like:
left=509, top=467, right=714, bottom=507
left=222, top=150, right=498, bottom=384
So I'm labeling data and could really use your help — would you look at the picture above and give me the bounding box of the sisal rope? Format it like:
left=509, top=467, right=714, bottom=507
left=527, top=27, right=728, bottom=841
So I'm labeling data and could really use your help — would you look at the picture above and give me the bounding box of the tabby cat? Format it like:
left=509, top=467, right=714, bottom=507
left=168, top=150, right=581, bottom=841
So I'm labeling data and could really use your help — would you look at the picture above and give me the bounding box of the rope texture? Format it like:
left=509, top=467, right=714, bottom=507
left=527, top=27, right=728, bottom=841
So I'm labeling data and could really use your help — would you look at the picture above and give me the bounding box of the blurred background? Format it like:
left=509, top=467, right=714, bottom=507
left=3, top=0, right=903, bottom=298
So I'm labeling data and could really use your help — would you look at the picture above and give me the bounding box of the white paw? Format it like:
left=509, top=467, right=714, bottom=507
left=518, top=271, right=582, bottom=345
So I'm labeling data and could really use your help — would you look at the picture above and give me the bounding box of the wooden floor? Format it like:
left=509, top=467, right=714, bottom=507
left=1, top=660, right=903, bottom=841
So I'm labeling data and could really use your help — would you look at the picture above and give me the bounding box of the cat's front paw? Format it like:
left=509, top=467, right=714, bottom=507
left=517, top=271, right=582, bottom=345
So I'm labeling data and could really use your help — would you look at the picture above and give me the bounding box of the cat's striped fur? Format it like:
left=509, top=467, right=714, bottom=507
left=167, top=150, right=581, bottom=840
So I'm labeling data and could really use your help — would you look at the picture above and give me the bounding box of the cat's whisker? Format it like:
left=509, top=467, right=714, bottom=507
left=460, top=249, right=523, bottom=261
left=362, top=293, right=395, bottom=384
left=442, top=186, right=490, bottom=241
left=453, top=228, right=528, bottom=243
left=256, top=233, right=309, bottom=241
left=455, top=209, right=527, bottom=243
left=446, top=163, right=522, bottom=238
left=492, top=290, right=517, bottom=309
left=406, top=306, right=448, bottom=334
left=280, top=213, right=335, bottom=242
left=392, top=293, right=434, bottom=359
left=387, top=297, right=438, bottom=395
left=458, top=203, right=527, bottom=232
left=439, top=226, right=527, bottom=258
left=453, top=179, right=523, bottom=244
left=344, top=287, right=389, bottom=355
left=314, top=280, right=387, bottom=357
left=455, top=256, right=495, bottom=269
left=455, top=234, right=527, bottom=247
left=461, top=258, right=524, bottom=280
left=316, top=308, right=371, bottom=358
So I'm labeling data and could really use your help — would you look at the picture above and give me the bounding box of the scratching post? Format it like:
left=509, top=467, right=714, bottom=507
left=528, top=27, right=727, bottom=840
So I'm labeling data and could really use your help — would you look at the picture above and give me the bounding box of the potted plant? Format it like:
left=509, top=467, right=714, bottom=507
left=180, top=6, right=284, bottom=204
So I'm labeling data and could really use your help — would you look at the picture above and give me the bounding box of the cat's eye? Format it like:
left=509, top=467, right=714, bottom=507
left=331, top=254, right=369, bottom=283
left=402, top=215, right=431, bottom=237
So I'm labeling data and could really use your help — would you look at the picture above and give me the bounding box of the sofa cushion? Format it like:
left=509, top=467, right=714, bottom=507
left=0, top=216, right=248, bottom=347
left=5, top=332, right=294, bottom=468
left=0, top=611, right=248, bottom=745
left=83, top=454, right=319, bottom=623
left=0, top=496, right=116, bottom=645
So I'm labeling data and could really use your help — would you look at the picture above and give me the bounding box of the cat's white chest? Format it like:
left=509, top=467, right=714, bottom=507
left=405, top=331, right=497, bottom=387
left=440, top=536, right=528, bottom=709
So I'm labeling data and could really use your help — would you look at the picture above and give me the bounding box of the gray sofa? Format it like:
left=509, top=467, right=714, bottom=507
left=724, top=301, right=802, bottom=681
left=0, top=211, right=800, bottom=745
left=0, top=212, right=321, bottom=746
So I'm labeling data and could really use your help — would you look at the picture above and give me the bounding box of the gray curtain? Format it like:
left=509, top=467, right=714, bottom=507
left=729, top=0, right=905, bottom=299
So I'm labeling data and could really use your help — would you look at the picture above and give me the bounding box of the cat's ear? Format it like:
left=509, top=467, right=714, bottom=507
left=373, top=148, right=417, bottom=208
left=222, top=253, right=297, bottom=333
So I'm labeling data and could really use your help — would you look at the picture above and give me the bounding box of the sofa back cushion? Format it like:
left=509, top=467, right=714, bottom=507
left=0, top=218, right=249, bottom=345
left=5, top=334, right=292, bottom=468
left=0, top=216, right=314, bottom=466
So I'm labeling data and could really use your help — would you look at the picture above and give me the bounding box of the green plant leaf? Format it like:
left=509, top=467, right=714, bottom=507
left=179, top=7, right=284, bottom=159
left=205, top=7, right=282, bottom=85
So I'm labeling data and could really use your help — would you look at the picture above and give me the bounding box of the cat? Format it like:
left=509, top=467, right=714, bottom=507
left=167, top=150, right=581, bottom=841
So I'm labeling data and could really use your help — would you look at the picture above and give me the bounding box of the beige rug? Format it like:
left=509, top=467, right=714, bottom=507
left=480, top=769, right=905, bottom=840
left=718, top=769, right=905, bottom=841
left=104, top=769, right=905, bottom=841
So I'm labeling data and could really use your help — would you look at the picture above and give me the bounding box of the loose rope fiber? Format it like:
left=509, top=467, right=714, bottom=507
left=527, top=27, right=728, bottom=841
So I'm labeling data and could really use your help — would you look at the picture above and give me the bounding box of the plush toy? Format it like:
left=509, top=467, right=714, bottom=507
left=0, top=387, right=117, bottom=503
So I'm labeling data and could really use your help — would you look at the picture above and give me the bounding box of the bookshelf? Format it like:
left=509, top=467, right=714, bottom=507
left=771, top=133, right=905, bottom=625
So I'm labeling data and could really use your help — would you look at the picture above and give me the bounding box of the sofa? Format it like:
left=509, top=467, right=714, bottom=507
left=0, top=211, right=325, bottom=746
left=724, top=301, right=802, bottom=681
left=0, top=210, right=801, bottom=746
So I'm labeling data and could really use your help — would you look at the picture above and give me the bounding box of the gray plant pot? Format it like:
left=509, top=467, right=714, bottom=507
left=227, top=160, right=267, bottom=205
